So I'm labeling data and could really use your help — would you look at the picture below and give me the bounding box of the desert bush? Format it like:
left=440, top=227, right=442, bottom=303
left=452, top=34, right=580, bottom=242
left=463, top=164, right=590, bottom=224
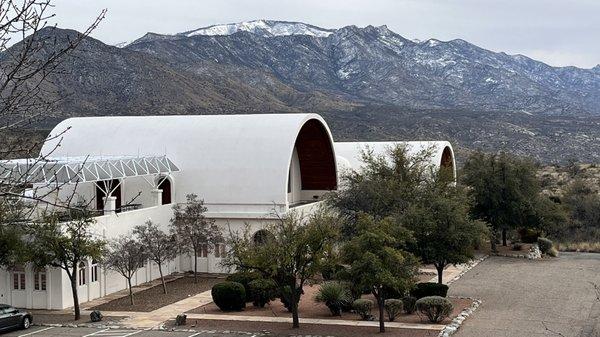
left=248, top=278, right=277, bottom=308
left=226, top=271, right=261, bottom=301
left=352, top=299, right=374, bottom=320
left=415, top=296, right=453, bottom=323
left=315, top=281, right=351, bottom=316
left=402, top=295, right=417, bottom=314
left=410, top=282, right=449, bottom=299
left=518, top=228, right=540, bottom=243
left=537, top=237, right=554, bottom=254
left=211, top=282, right=246, bottom=311
left=384, top=299, right=403, bottom=321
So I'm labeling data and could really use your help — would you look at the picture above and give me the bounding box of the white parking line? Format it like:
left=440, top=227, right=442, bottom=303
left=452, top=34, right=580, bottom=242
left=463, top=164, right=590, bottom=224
left=187, top=333, right=201, bottom=337
left=18, top=327, right=54, bottom=337
left=83, top=329, right=141, bottom=337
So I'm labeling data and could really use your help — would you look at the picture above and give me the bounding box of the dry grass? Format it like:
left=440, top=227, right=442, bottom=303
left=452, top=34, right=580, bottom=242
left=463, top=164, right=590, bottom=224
left=557, top=242, right=600, bottom=253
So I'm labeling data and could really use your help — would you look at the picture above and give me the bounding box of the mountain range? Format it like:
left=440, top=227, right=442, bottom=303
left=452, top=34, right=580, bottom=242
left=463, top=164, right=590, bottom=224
left=5, top=20, right=600, bottom=163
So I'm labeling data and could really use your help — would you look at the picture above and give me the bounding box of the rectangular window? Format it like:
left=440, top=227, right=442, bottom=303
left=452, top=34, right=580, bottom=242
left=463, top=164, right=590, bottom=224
left=13, top=272, right=25, bottom=290
left=200, top=244, right=208, bottom=258
left=91, top=264, right=98, bottom=283
left=214, top=243, right=227, bottom=258
left=34, top=272, right=47, bottom=291
left=78, top=268, right=86, bottom=286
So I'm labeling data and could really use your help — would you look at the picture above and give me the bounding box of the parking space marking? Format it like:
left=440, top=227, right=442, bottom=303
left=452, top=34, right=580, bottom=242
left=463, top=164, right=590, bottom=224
left=83, top=329, right=141, bottom=337
left=187, top=333, right=201, bottom=337
left=18, top=327, right=54, bottom=337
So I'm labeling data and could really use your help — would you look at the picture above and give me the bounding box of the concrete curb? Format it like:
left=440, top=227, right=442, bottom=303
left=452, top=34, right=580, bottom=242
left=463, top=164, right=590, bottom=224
left=447, top=255, right=488, bottom=286
left=491, top=244, right=541, bottom=260
left=438, top=297, right=482, bottom=337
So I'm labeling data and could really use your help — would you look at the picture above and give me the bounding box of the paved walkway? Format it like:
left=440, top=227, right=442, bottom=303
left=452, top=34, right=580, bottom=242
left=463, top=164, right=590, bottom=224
left=450, top=253, right=600, bottom=337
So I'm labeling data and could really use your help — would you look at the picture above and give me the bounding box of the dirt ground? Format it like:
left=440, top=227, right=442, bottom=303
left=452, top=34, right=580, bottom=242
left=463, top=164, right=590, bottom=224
left=188, top=283, right=472, bottom=325
left=91, top=275, right=223, bottom=312
left=477, top=241, right=533, bottom=256
left=166, top=318, right=441, bottom=337
left=28, top=310, right=125, bottom=325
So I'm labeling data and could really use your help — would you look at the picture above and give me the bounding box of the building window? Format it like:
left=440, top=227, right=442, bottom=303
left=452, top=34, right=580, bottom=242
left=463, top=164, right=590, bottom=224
left=214, top=243, right=227, bottom=258
left=200, top=244, right=208, bottom=258
left=34, top=272, right=47, bottom=291
left=78, top=262, right=86, bottom=286
left=91, top=260, right=98, bottom=283
left=13, top=271, right=25, bottom=290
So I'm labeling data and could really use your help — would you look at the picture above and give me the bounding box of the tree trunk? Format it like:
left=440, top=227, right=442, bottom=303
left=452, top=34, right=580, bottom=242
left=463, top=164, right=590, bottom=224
left=128, top=277, right=134, bottom=305
left=491, top=230, right=498, bottom=253
left=436, top=264, right=445, bottom=284
left=291, top=284, right=300, bottom=328
left=502, top=229, right=508, bottom=246
left=194, top=250, right=198, bottom=284
left=158, top=263, right=167, bottom=294
left=378, top=296, right=385, bottom=333
left=69, top=270, right=80, bottom=320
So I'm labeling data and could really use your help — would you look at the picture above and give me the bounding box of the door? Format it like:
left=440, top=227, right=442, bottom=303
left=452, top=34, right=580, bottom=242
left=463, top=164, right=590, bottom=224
left=157, top=178, right=171, bottom=205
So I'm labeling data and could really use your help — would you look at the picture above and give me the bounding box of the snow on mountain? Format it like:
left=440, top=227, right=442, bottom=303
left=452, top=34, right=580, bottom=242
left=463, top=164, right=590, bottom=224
left=181, top=19, right=335, bottom=37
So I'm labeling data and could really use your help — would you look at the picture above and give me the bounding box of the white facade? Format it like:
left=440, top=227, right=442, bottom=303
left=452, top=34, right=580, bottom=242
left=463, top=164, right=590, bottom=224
left=1, top=113, right=339, bottom=309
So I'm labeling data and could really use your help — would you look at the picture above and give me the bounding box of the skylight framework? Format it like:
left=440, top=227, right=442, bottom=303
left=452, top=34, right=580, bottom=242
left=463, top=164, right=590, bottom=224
left=0, top=155, right=180, bottom=185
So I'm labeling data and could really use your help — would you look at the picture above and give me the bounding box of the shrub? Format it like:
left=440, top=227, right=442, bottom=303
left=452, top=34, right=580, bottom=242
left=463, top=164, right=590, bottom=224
left=384, top=299, right=403, bottom=321
left=175, top=314, right=186, bottom=326
left=415, top=296, right=453, bottom=323
left=248, top=278, right=277, bottom=308
left=410, top=282, right=449, bottom=299
left=321, top=263, right=345, bottom=281
left=547, top=247, right=559, bottom=257
left=211, top=282, right=246, bottom=311
left=537, top=237, right=554, bottom=254
left=352, top=299, right=374, bottom=320
left=226, top=271, right=262, bottom=301
left=512, top=243, right=524, bottom=251
left=519, top=228, right=540, bottom=243
left=315, top=281, right=352, bottom=316
left=402, top=295, right=417, bottom=314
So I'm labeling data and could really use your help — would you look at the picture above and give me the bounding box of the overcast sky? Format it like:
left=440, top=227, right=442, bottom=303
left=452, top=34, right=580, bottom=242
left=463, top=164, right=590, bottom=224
left=49, top=0, right=599, bottom=68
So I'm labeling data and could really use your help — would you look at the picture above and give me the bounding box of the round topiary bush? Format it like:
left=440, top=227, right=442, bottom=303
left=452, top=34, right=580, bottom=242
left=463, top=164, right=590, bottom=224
left=226, top=271, right=261, bottom=302
left=248, top=278, right=277, bottom=308
left=402, top=295, right=417, bottom=314
left=352, top=299, right=374, bottom=320
left=415, top=296, right=453, bottom=323
left=315, top=281, right=351, bottom=316
left=211, top=281, right=246, bottom=311
left=410, top=282, right=449, bottom=299
left=384, top=299, right=403, bottom=321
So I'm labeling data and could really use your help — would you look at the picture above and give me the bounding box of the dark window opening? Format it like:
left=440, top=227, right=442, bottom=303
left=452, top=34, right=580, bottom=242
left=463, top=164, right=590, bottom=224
left=157, top=178, right=172, bottom=205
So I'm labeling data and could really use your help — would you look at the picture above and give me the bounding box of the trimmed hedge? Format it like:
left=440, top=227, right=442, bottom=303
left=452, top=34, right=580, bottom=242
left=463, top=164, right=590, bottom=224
left=415, top=296, right=453, bottom=323
left=410, top=282, right=449, bottom=299
left=352, top=299, right=374, bottom=320
left=248, top=278, right=277, bottom=308
left=211, top=282, right=246, bottom=311
left=402, top=295, right=417, bottom=314
left=226, top=271, right=261, bottom=301
left=384, top=299, right=403, bottom=322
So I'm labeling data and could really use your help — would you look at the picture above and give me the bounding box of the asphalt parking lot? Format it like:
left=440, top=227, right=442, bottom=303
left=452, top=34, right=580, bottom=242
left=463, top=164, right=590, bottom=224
left=0, top=326, right=262, bottom=337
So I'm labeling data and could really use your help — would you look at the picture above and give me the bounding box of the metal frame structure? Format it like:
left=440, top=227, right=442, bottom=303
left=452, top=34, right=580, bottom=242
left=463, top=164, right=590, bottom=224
left=0, top=155, right=180, bottom=185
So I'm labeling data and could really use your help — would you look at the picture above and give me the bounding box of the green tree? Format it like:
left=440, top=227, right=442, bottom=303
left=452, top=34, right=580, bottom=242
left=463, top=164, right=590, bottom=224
left=103, top=235, right=147, bottom=305
left=462, top=151, right=548, bottom=249
left=402, top=169, right=488, bottom=283
left=28, top=214, right=105, bottom=320
left=133, top=220, right=177, bottom=294
left=170, top=194, right=222, bottom=283
left=223, top=208, right=339, bottom=329
left=331, top=144, right=434, bottom=238
left=341, top=214, right=419, bottom=333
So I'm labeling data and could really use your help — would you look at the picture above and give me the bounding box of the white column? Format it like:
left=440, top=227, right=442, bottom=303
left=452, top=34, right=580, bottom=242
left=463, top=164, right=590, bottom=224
left=151, top=189, right=163, bottom=206
left=103, top=196, right=117, bottom=215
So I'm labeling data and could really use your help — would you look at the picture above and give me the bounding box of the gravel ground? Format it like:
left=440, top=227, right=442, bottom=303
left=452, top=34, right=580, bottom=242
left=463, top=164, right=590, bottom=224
left=91, top=276, right=223, bottom=312
left=450, top=253, right=600, bottom=337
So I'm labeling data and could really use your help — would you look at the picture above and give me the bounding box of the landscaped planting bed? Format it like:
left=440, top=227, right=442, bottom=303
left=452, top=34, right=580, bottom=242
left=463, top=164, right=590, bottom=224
left=91, top=275, right=223, bottom=312
left=165, top=318, right=441, bottom=337
left=187, top=284, right=472, bottom=325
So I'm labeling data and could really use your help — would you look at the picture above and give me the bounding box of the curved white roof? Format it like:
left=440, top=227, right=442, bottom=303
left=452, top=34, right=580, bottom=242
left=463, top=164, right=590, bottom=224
left=41, top=114, right=336, bottom=214
left=334, top=141, right=456, bottom=179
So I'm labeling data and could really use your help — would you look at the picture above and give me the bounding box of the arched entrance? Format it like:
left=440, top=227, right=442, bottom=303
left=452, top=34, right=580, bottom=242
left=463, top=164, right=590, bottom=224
left=157, top=177, right=172, bottom=205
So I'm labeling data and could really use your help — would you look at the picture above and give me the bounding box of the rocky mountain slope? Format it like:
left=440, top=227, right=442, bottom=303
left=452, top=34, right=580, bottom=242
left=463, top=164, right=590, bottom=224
left=3, top=21, right=600, bottom=163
